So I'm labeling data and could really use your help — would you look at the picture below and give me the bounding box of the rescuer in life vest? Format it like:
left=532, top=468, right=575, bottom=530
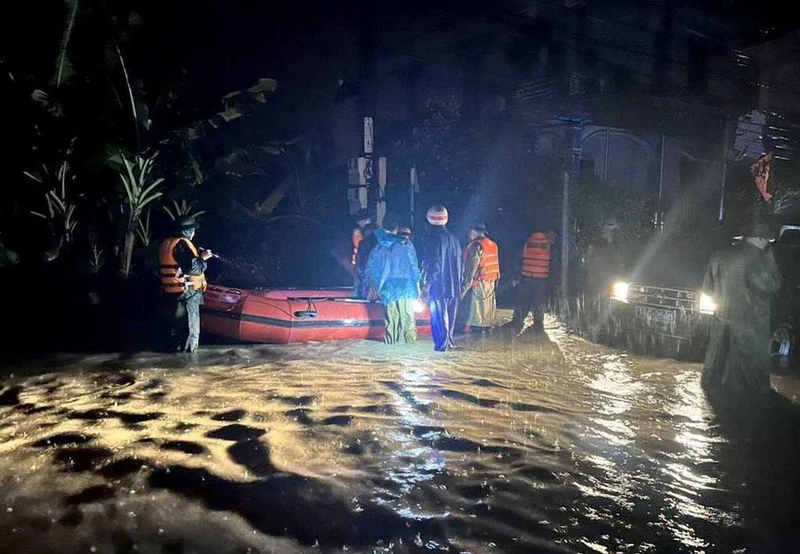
left=512, top=229, right=556, bottom=335
left=460, top=223, right=500, bottom=332
left=353, top=221, right=378, bottom=299
left=158, top=216, right=214, bottom=353
left=420, top=205, right=462, bottom=351
left=351, top=211, right=372, bottom=273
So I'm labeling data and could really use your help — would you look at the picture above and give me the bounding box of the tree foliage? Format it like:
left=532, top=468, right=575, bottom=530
left=572, top=177, right=655, bottom=255
left=25, top=161, right=80, bottom=257
left=115, top=151, right=164, bottom=277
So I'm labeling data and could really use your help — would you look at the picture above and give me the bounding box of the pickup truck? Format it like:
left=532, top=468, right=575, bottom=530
left=770, top=225, right=800, bottom=359
left=600, top=224, right=800, bottom=362
left=599, top=230, right=730, bottom=360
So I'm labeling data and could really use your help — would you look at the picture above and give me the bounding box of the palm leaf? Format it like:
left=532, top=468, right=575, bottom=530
left=139, top=191, right=163, bottom=209
left=55, top=0, right=80, bottom=87
left=57, top=161, right=69, bottom=198
left=139, top=178, right=164, bottom=203
left=119, top=174, right=135, bottom=205
left=44, top=194, right=57, bottom=217
left=188, top=155, right=204, bottom=185
left=245, top=78, right=278, bottom=94
left=31, top=211, right=48, bottom=219
left=23, top=171, right=43, bottom=183
left=113, top=39, right=140, bottom=149
left=123, top=158, right=137, bottom=201
left=48, top=190, right=67, bottom=212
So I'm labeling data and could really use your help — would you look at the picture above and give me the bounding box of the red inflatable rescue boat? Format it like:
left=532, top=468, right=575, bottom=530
left=201, top=284, right=432, bottom=344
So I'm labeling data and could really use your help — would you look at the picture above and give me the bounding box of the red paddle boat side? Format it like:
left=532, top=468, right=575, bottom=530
left=201, top=284, right=432, bottom=344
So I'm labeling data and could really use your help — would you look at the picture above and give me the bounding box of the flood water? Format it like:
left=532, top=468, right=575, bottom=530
left=2, top=318, right=800, bottom=553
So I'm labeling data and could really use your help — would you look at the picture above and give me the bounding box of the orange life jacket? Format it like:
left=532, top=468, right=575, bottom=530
left=158, top=237, right=207, bottom=295
left=351, top=228, right=363, bottom=267
left=521, top=232, right=552, bottom=279
left=465, top=237, right=500, bottom=286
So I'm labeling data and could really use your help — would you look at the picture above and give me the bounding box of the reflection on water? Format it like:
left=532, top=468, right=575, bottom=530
left=1, top=317, right=800, bottom=552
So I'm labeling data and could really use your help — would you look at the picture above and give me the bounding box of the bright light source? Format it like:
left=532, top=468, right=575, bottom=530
left=698, top=293, right=717, bottom=315
left=611, top=281, right=630, bottom=302
left=413, top=299, right=425, bottom=314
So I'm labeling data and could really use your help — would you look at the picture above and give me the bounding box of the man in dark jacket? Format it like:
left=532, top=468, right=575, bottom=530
left=702, top=220, right=782, bottom=398
left=366, top=216, right=422, bottom=344
left=421, top=205, right=462, bottom=351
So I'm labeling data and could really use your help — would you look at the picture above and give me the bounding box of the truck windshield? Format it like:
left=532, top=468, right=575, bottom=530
left=628, top=231, right=730, bottom=289
left=779, top=227, right=800, bottom=246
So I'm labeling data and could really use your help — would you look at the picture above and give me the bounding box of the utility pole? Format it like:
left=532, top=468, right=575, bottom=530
left=377, top=155, right=387, bottom=226
left=657, top=133, right=666, bottom=231
left=356, top=5, right=383, bottom=226
left=561, top=170, right=569, bottom=303
left=410, top=164, right=418, bottom=227
left=363, top=116, right=375, bottom=223
left=360, top=116, right=386, bottom=227
left=718, top=118, right=731, bottom=221
left=563, top=121, right=584, bottom=303
left=346, top=121, right=388, bottom=228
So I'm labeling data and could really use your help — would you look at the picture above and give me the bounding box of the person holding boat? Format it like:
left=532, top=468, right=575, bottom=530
left=158, top=216, right=213, bottom=353
left=366, top=215, right=422, bottom=344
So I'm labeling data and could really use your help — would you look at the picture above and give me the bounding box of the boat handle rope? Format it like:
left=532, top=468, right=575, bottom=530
left=294, top=298, right=319, bottom=319
left=219, top=294, right=319, bottom=320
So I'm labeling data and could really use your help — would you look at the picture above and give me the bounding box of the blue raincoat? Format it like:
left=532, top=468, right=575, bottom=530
left=421, top=226, right=462, bottom=300
left=421, top=226, right=462, bottom=351
left=366, top=229, right=421, bottom=304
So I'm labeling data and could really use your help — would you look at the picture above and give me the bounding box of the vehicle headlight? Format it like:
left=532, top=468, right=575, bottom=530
left=698, top=293, right=717, bottom=315
left=611, top=281, right=630, bottom=303
left=413, top=299, right=425, bottom=314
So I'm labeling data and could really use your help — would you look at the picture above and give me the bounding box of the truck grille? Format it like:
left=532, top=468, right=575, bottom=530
left=627, top=284, right=697, bottom=313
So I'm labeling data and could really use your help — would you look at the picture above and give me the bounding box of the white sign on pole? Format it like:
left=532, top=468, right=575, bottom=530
left=363, top=116, right=374, bottom=154
left=348, top=157, right=372, bottom=185
left=360, top=157, right=372, bottom=185
left=376, top=157, right=387, bottom=227
left=347, top=158, right=360, bottom=185
left=347, top=187, right=368, bottom=215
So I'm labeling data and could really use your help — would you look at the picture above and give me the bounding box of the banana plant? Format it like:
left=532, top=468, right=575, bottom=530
left=136, top=207, right=152, bottom=247
left=162, top=198, right=205, bottom=222
left=88, top=233, right=104, bottom=274
left=117, top=152, right=164, bottom=277
left=26, top=161, right=79, bottom=258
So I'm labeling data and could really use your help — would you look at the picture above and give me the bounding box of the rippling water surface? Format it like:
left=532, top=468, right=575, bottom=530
left=2, top=318, right=800, bottom=553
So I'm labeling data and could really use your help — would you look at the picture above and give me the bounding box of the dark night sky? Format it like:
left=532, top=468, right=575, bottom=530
left=6, top=1, right=800, bottom=122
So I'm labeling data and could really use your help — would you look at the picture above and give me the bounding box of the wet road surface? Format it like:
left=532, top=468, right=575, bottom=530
left=2, top=318, right=800, bottom=553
